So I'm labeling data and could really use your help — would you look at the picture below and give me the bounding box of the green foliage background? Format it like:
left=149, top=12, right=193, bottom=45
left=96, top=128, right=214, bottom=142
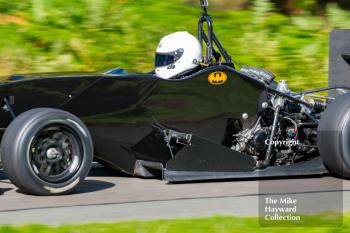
left=1, top=0, right=350, bottom=89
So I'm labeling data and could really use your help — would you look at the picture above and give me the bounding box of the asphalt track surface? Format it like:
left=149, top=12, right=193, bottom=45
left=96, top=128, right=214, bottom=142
left=0, top=163, right=349, bottom=225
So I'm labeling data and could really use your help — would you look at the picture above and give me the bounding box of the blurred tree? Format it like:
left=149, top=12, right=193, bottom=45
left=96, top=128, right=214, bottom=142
left=185, top=0, right=350, bottom=15
left=31, top=0, right=46, bottom=22
left=271, top=0, right=316, bottom=15
left=270, top=0, right=350, bottom=15
left=183, top=0, right=249, bottom=10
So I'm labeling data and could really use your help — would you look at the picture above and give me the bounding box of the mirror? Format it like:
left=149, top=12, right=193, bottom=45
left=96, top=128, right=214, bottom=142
left=200, top=0, right=209, bottom=8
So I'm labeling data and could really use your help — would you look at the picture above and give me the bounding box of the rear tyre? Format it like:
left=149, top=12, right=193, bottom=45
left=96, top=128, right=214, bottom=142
left=318, top=93, right=350, bottom=178
left=1, top=108, right=93, bottom=195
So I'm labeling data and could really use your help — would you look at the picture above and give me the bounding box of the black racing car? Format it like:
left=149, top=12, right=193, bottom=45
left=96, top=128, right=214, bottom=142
left=1, top=0, right=350, bottom=195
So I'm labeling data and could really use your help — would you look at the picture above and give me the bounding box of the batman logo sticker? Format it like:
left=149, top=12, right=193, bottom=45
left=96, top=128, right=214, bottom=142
left=208, top=71, right=228, bottom=85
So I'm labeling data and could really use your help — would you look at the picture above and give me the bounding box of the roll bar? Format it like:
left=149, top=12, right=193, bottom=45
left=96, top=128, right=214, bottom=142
left=198, top=1, right=232, bottom=65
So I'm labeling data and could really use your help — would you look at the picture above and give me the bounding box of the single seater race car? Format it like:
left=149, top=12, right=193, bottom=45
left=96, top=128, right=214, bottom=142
left=1, top=0, right=350, bottom=195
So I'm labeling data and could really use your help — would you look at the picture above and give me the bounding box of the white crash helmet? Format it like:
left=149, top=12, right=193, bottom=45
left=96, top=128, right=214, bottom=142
left=155, top=32, right=202, bottom=79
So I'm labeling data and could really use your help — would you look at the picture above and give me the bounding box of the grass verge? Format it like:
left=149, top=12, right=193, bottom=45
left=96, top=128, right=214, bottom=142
left=0, top=215, right=349, bottom=233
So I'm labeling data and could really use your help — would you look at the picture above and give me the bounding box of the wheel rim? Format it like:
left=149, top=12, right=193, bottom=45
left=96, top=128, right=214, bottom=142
left=29, top=124, right=83, bottom=184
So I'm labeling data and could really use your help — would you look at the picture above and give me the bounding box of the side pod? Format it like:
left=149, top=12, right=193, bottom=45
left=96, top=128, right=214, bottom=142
left=164, top=135, right=256, bottom=179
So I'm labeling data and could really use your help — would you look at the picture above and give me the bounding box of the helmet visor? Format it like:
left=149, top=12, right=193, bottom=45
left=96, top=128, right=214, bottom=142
left=155, top=48, right=184, bottom=67
left=155, top=54, right=176, bottom=67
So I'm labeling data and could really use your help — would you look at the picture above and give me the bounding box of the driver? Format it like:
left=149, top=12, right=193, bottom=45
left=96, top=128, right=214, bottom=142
left=155, top=31, right=202, bottom=79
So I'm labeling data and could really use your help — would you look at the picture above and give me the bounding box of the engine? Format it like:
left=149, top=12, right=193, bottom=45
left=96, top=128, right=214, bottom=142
left=229, top=80, right=322, bottom=167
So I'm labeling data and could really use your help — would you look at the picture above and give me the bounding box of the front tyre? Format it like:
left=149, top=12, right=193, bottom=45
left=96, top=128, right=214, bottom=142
left=1, top=108, right=93, bottom=195
left=318, top=93, right=350, bottom=178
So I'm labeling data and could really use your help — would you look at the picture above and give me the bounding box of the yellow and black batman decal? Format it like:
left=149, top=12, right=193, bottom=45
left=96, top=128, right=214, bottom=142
left=208, top=71, right=228, bottom=85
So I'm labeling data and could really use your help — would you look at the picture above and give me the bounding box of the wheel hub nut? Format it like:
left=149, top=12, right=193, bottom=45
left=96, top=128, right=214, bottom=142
left=46, top=148, right=60, bottom=159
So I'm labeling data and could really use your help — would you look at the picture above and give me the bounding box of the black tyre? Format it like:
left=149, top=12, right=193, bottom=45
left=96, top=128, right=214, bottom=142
left=1, top=108, right=93, bottom=195
left=318, top=93, right=350, bottom=178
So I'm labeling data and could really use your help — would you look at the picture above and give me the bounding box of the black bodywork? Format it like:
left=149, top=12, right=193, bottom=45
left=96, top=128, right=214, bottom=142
left=0, top=64, right=328, bottom=181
